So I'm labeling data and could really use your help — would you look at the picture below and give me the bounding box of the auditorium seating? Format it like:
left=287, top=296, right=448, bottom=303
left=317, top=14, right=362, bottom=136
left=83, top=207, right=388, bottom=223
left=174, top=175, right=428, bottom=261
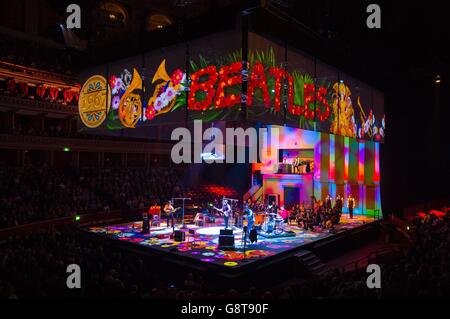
left=185, top=184, right=239, bottom=205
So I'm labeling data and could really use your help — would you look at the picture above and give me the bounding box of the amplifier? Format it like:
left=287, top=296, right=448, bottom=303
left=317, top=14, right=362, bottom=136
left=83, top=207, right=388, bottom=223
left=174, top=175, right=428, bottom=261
left=220, top=229, right=233, bottom=236
left=218, top=235, right=235, bottom=249
left=174, top=230, right=185, bottom=242
left=142, top=213, right=150, bottom=234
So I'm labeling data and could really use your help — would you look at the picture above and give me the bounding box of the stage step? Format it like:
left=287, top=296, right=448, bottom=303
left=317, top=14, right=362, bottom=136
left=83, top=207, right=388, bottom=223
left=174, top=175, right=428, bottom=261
left=295, top=250, right=330, bottom=277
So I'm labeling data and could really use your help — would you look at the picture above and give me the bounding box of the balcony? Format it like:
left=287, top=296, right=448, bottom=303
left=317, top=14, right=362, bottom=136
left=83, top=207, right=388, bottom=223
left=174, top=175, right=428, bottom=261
left=0, top=95, right=77, bottom=116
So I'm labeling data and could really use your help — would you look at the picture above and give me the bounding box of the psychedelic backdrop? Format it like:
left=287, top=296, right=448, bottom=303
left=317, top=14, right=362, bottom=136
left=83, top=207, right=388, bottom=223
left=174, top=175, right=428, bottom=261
left=78, top=31, right=385, bottom=142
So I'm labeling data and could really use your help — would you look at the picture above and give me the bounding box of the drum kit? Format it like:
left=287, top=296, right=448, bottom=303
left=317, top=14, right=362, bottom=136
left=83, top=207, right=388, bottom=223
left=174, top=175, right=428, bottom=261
left=230, top=209, right=285, bottom=234
left=260, top=212, right=285, bottom=234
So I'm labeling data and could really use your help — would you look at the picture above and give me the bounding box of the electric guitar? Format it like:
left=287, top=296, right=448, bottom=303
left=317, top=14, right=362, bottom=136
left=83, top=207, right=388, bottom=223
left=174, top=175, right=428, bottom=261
left=213, top=206, right=231, bottom=218
left=164, top=206, right=181, bottom=216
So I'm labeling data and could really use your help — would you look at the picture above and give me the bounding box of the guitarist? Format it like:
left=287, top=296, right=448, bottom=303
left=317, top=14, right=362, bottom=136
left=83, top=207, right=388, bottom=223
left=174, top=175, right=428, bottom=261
left=214, top=199, right=232, bottom=229
left=163, top=200, right=178, bottom=228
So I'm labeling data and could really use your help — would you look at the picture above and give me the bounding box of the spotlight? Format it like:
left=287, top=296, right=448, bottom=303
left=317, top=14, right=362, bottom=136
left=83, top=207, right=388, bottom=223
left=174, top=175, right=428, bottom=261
left=75, top=215, right=81, bottom=222
left=434, top=75, right=441, bottom=85
left=63, top=147, right=70, bottom=152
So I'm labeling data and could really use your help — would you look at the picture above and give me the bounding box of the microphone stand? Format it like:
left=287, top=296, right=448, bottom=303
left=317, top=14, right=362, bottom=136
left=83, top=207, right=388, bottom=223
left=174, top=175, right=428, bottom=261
left=172, top=197, right=191, bottom=229
left=242, top=225, right=248, bottom=263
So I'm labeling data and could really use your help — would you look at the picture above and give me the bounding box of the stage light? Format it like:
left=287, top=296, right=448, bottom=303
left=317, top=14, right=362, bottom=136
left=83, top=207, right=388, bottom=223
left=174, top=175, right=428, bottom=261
left=434, top=75, right=441, bottom=84
left=75, top=215, right=81, bottom=222
left=406, top=225, right=410, bottom=231
left=63, top=147, right=70, bottom=152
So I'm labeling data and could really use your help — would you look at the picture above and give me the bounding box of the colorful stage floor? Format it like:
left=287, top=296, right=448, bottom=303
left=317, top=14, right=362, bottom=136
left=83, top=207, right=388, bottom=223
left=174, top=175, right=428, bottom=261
left=86, top=214, right=376, bottom=269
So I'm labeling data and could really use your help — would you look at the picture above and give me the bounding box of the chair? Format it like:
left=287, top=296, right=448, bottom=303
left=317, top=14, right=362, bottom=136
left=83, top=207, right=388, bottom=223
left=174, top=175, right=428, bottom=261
left=194, top=213, right=204, bottom=226
left=152, top=214, right=161, bottom=227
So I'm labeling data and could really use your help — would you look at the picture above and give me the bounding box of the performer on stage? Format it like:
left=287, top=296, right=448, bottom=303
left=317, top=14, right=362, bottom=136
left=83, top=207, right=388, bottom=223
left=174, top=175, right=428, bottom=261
left=244, top=204, right=255, bottom=236
left=214, top=199, right=232, bottom=229
left=347, top=194, right=355, bottom=219
left=325, top=194, right=333, bottom=210
left=163, top=200, right=176, bottom=228
left=335, top=194, right=343, bottom=214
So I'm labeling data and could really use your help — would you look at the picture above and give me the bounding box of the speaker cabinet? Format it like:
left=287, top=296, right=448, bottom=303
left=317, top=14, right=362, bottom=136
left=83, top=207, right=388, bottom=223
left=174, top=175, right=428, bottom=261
left=174, top=230, right=185, bottom=242
left=142, top=213, right=150, bottom=234
left=220, top=229, right=233, bottom=236
left=218, top=228, right=235, bottom=249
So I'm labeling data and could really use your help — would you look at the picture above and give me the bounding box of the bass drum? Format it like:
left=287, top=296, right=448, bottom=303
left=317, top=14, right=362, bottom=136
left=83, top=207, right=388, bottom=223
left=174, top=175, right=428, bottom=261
left=274, top=216, right=285, bottom=233
left=263, top=220, right=275, bottom=233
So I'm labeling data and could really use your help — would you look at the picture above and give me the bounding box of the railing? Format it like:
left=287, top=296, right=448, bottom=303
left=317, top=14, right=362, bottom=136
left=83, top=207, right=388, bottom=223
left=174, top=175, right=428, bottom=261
left=325, top=245, right=403, bottom=276
left=0, top=95, right=77, bottom=115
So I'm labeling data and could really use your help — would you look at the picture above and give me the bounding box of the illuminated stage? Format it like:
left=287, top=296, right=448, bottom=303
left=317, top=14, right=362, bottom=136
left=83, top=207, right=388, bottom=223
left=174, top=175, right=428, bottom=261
left=86, top=214, right=377, bottom=270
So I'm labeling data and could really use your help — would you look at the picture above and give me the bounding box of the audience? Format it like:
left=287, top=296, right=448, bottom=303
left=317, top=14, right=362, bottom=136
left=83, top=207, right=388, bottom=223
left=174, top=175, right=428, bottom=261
left=0, top=210, right=448, bottom=299
left=0, top=164, right=183, bottom=228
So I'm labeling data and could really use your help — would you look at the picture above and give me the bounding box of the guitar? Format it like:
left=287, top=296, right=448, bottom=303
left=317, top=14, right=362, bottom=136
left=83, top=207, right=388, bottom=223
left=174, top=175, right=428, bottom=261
left=213, top=206, right=231, bottom=218
left=164, top=206, right=181, bottom=216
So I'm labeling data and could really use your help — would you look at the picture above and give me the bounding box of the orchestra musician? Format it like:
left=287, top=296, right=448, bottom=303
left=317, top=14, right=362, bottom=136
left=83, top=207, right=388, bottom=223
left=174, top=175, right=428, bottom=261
left=335, top=195, right=343, bottom=214
left=325, top=194, right=332, bottom=210
left=347, top=194, right=355, bottom=219
left=315, top=200, right=324, bottom=227
left=289, top=204, right=299, bottom=225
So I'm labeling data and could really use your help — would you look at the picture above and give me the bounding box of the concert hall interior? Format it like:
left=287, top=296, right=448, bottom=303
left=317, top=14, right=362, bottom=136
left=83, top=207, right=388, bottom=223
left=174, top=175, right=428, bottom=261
left=0, top=0, right=448, bottom=301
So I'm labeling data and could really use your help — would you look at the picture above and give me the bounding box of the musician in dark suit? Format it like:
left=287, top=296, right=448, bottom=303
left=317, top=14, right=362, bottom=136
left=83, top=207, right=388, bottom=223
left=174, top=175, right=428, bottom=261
left=335, top=195, right=343, bottom=214
left=325, top=194, right=332, bottom=210
left=347, top=194, right=355, bottom=219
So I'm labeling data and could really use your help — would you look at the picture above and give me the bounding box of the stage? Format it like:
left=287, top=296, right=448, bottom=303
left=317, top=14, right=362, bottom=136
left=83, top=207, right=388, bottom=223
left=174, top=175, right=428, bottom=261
left=86, top=213, right=378, bottom=270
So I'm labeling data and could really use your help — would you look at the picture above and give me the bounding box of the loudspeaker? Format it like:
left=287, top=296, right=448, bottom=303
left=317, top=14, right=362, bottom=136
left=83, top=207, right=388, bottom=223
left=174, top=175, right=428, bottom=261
left=218, top=235, right=234, bottom=249
left=142, top=213, right=150, bottom=234
left=174, top=230, right=185, bottom=242
left=220, top=229, right=233, bottom=236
